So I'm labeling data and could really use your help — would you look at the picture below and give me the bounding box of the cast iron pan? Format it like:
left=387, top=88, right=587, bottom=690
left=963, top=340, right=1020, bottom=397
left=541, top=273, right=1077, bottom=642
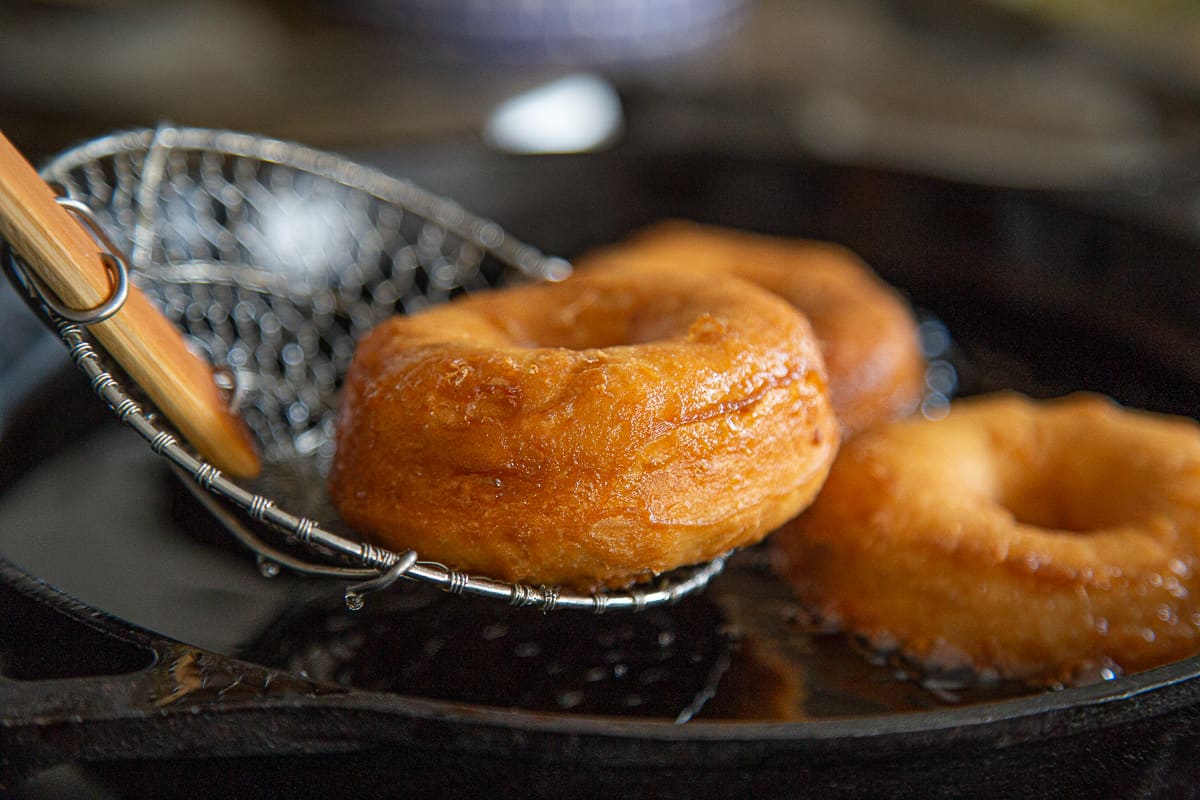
left=3, top=143, right=1200, bottom=798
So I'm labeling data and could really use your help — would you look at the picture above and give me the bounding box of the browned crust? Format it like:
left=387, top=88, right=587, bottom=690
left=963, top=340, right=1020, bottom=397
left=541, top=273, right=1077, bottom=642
left=330, top=268, right=840, bottom=589
left=776, top=392, right=1200, bottom=682
left=574, top=220, right=926, bottom=436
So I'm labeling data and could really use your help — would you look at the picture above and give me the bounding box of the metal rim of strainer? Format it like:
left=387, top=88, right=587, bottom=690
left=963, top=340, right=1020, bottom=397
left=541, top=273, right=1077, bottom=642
left=3, top=125, right=728, bottom=613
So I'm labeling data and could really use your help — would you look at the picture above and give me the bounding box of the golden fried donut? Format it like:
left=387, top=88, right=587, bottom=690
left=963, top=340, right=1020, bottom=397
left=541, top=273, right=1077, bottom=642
left=776, top=393, right=1200, bottom=684
left=329, top=268, right=839, bottom=590
left=575, top=221, right=925, bottom=435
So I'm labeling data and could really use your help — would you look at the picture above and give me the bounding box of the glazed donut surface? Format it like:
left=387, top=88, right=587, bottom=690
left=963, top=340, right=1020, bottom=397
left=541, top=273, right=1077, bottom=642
left=329, top=268, right=839, bottom=589
left=575, top=220, right=925, bottom=435
left=776, top=393, right=1200, bottom=683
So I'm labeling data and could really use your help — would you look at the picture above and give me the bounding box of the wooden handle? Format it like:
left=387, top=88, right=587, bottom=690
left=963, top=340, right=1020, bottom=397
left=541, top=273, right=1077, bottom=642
left=0, top=131, right=260, bottom=478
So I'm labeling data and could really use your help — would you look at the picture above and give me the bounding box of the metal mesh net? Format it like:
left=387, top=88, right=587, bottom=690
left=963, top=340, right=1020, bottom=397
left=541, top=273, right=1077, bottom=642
left=43, top=128, right=558, bottom=467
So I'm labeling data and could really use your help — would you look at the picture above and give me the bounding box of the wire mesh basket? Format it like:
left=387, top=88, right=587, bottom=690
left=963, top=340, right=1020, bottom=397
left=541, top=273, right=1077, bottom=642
left=14, top=126, right=726, bottom=612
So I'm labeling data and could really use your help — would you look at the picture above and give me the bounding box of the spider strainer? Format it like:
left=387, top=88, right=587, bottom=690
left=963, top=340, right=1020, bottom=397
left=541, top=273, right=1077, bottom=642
left=3, top=126, right=727, bottom=612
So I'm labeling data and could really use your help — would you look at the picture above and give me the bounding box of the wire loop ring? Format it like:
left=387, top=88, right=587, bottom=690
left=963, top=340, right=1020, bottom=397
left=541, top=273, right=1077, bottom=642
left=4, top=196, right=130, bottom=325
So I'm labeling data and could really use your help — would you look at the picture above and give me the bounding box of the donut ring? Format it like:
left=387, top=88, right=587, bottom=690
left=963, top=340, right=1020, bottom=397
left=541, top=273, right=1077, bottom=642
left=775, top=393, right=1200, bottom=683
left=575, top=221, right=925, bottom=435
left=329, top=268, right=839, bottom=590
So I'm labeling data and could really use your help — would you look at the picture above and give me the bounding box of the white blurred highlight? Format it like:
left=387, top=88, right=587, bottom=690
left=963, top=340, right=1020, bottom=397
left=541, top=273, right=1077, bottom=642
left=484, top=74, right=624, bottom=154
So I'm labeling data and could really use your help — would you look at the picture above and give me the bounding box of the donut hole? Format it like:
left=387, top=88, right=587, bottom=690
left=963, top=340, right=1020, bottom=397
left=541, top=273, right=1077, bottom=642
left=997, top=458, right=1145, bottom=534
left=1000, top=485, right=1102, bottom=533
left=486, top=283, right=723, bottom=350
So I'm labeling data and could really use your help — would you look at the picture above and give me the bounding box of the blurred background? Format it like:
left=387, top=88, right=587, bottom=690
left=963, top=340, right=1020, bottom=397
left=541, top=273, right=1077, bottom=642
left=5, top=0, right=1200, bottom=424
left=2, top=0, right=1200, bottom=196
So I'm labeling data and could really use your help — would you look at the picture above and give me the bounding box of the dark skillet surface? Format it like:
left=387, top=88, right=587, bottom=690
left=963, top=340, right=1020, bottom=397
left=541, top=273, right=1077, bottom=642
left=4, top=147, right=1200, bottom=797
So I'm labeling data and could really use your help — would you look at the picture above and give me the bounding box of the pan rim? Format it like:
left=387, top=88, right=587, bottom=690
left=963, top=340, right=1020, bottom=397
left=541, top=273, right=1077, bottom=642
left=5, top=554, right=1198, bottom=749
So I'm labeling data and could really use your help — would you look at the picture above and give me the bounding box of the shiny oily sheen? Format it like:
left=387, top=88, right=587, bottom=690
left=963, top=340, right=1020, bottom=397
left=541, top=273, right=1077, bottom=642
left=777, top=393, right=1200, bottom=684
left=329, top=269, right=839, bottom=590
left=575, top=220, right=926, bottom=436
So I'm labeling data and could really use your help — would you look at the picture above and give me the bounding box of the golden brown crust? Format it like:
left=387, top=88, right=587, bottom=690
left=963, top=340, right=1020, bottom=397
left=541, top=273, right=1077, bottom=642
left=574, top=220, right=925, bottom=436
left=329, top=268, right=839, bottom=589
left=775, top=392, right=1200, bottom=683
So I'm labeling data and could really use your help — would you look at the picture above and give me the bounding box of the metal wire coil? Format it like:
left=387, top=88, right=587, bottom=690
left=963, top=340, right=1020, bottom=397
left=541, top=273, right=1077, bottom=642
left=11, top=126, right=727, bottom=611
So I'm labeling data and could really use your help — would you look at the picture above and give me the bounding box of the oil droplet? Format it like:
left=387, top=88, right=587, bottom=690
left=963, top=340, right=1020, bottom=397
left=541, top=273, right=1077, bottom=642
left=556, top=690, right=583, bottom=709
left=1141, top=628, right=1157, bottom=643
left=442, top=359, right=472, bottom=386
left=514, top=641, right=541, bottom=658
left=688, top=314, right=728, bottom=342
left=481, top=623, right=508, bottom=641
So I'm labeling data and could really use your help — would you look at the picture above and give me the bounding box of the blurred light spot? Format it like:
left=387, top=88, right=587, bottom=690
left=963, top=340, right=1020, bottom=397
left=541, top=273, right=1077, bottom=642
left=543, top=257, right=574, bottom=281
left=924, top=361, right=958, bottom=397
left=921, top=393, right=951, bottom=421
left=484, top=73, right=623, bottom=154
left=259, top=195, right=350, bottom=282
left=918, top=319, right=952, bottom=359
